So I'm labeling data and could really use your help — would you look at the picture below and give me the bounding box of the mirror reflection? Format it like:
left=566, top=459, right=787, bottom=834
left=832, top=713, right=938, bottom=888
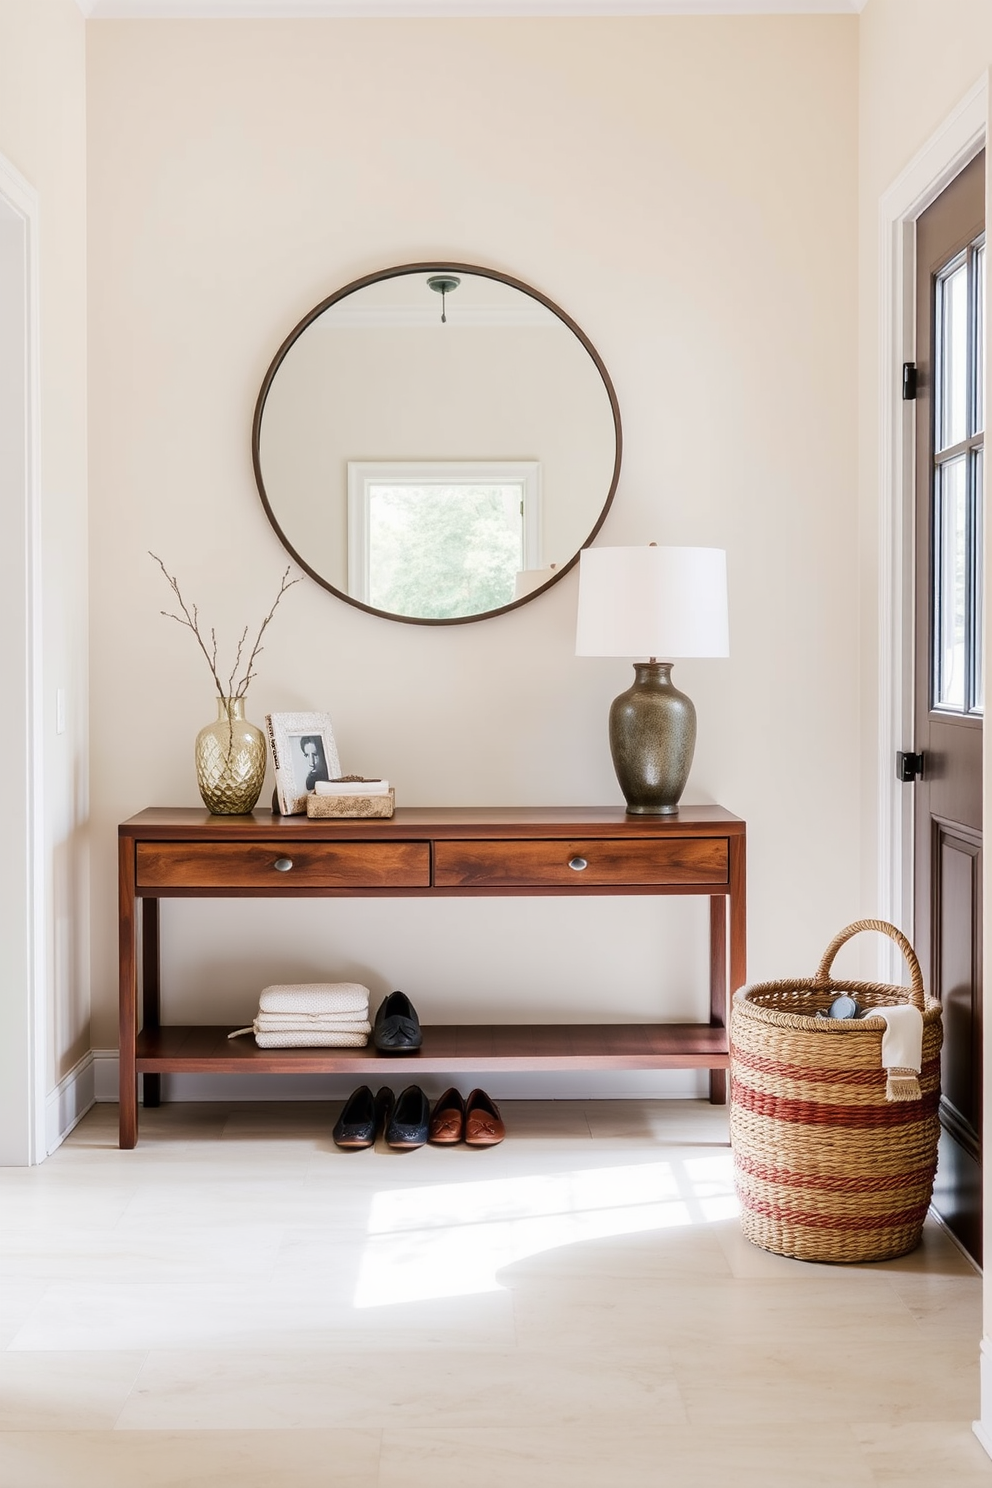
left=253, top=265, right=621, bottom=624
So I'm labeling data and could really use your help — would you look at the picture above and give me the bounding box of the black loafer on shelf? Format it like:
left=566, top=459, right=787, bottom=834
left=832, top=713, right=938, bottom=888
left=332, top=1085, right=377, bottom=1149
left=373, top=990, right=423, bottom=1053
left=385, top=1084, right=430, bottom=1149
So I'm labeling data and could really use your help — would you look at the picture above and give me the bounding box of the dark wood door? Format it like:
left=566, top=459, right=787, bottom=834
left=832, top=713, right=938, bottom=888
left=913, top=150, right=985, bottom=1262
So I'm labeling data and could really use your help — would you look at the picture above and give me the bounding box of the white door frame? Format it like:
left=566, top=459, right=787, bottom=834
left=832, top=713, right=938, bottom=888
left=876, top=73, right=987, bottom=981
left=0, top=151, right=46, bottom=1165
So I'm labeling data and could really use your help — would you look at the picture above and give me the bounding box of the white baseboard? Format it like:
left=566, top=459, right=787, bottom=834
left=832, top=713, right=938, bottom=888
left=975, top=1339, right=992, bottom=1461
left=92, top=1048, right=122, bottom=1102
left=45, top=1052, right=96, bottom=1154
left=90, top=1048, right=708, bottom=1102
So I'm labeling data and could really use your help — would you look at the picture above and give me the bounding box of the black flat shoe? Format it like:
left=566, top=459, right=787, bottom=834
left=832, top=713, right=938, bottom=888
left=332, top=1085, right=376, bottom=1149
left=373, top=991, right=423, bottom=1053
left=375, top=1085, right=394, bottom=1141
left=385, top=1084, right=430, bottom=1149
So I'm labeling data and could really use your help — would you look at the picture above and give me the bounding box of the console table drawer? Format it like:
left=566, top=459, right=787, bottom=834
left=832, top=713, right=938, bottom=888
left=136, top=841, right=431, bottom=889
left=434, top=837, right=728, bottom=888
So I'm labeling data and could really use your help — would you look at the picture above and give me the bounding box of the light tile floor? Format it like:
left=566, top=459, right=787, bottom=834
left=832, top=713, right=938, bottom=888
left=0, top=1099, right=987, bottom=1487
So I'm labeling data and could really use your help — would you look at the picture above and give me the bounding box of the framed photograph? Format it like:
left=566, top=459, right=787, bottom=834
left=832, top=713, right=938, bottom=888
left=266, top=711, right=341, bottom=816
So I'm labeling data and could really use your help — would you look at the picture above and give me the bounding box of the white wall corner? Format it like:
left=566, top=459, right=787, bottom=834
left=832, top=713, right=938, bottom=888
left=45, top=1053, right=96, bottom=1155
left=975, top=1338, right=992, bottom=1461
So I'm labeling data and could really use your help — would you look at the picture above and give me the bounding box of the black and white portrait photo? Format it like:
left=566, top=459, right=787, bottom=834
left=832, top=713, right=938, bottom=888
left=266, top=712, right=341, bottom=815
left=293, top=733, right=330, bottom=796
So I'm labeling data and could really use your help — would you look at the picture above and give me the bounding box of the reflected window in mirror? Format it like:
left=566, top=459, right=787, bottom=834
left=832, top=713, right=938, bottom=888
left=253, top=263, right=621, bottom=624
left=347, top=460, right=542, bottom=619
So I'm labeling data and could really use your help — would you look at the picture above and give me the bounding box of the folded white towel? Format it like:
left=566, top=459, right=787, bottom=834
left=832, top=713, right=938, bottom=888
left=254, top=1014, right=371, bottom=1035
left=872, top=1004, right=924, bottom=1101
left=227, top=1024, right=370, bottom=1047
left=252, top=1030, right=370, bottom=1049
left=254, top=1010, right=370, bottom=1028
left=258, top=983, right=370, bottom=1015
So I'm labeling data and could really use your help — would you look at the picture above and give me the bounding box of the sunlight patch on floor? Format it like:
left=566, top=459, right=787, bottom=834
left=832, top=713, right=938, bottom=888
left=354, top=1155, right=738, bottom=1307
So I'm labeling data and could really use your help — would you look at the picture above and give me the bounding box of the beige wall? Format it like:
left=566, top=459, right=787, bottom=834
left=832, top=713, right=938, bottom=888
left=86, top=16, right=859, bottom=1080
left=0, top=0, right=89, bottom=1089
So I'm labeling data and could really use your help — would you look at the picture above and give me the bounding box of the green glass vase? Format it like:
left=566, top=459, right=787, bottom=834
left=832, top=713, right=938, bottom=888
left=194, top=696, right=266, bottom=815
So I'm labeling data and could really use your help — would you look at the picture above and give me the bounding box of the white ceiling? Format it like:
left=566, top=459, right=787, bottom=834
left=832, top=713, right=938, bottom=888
left=76, top=1, right=868, bottom=18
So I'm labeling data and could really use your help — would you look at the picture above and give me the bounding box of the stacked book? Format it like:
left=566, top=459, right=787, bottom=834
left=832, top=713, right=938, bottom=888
left=228, top=983, right=371, bottom=1048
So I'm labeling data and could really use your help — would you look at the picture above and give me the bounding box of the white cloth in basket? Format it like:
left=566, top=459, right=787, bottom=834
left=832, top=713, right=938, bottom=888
left=258, top=983, right=370, bottom=1015
left=872, top=1004, right=924, bottom=1101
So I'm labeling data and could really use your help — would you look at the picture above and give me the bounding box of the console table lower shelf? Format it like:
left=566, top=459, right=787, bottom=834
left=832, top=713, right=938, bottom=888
left=136, top=1023, right=731, bottom=1075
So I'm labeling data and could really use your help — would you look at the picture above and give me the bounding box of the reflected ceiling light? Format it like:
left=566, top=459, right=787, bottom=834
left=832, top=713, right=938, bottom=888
left=426, top=273, right=461, bottom=323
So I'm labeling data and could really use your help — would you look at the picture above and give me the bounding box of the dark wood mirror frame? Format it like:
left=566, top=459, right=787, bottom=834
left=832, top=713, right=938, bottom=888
left=251, top=262, right=623, bottom=626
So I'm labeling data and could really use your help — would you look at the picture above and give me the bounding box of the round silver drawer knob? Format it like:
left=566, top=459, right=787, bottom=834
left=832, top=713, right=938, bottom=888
left=568, top=856, right=588, bottom=871
left=273, top=857, right=294, bottom=873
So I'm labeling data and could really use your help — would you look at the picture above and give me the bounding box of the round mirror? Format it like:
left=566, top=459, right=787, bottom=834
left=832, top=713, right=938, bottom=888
left=252, top=263, right=621, bottom=625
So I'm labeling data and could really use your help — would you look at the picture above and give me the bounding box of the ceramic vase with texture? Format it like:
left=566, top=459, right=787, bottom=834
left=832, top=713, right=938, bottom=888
left=195, top=696, right=266, bottom=814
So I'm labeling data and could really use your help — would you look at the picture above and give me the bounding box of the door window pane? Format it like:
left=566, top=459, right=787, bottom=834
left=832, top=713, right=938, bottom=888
left=934, top=454, right=967, bottom=709
left=974, top=446, right=984, bottom=713
left=975, top=243, right=985, bottom=435
left=937, top=257, right=969, bottom=451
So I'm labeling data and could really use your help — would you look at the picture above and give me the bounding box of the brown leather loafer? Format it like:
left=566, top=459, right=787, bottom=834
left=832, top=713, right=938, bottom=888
left=464, top=1088, right=505, bottom=1147
left=429, top=1088, right=465, bottom=1144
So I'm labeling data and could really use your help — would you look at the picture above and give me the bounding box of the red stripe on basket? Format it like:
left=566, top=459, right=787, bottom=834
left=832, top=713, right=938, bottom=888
left=731, top=1081, right=940, bottom=1126
left=731, top=1046, right=941, bottom=1086
left=739, top=1192, right=931, bottom=1232
left=733, top=1152, right=936, bottom=1194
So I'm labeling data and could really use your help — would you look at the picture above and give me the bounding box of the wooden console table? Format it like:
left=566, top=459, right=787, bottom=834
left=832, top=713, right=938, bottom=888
left=118, top=805, right=746, bottom=1148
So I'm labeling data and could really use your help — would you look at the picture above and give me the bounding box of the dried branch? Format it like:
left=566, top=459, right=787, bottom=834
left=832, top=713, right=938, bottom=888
left=150, top=553, right=300, bottom=701
left=150, top=553, right=227, bottom=698
left=227, top=626, right=248, bottom=700
left=234, top=566, right=299, bottom=699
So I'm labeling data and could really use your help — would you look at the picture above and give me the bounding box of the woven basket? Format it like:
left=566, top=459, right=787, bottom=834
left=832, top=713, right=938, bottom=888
left=730, top=919, right=942, bottom=1263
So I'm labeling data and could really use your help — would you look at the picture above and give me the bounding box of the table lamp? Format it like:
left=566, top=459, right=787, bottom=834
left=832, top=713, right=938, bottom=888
left=576, top=544, right=729, bottom=814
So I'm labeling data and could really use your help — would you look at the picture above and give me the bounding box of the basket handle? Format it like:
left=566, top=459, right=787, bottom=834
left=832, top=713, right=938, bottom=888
left=813, top=918, right=925, bottom=1011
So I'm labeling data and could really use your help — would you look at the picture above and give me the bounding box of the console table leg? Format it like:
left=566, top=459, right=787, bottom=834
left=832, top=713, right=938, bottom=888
left=709, top=894, right=729, bottom=1105
left=720, top=835, right=748, bottom=1108
left=142, top=898, right=161, bottom=1108
left=728, top=834, right=747, bottom=999
left=118, top=836, right=138, bottom=1148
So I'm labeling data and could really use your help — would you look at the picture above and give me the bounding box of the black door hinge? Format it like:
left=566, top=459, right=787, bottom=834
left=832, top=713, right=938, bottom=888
left=902, top=362, right=917, bottom=401
left=896, top=750, right=923, bottom=782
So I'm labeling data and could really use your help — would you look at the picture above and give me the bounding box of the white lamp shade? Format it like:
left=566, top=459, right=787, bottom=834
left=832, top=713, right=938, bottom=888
left=575, top=545, right=729, bottom=658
